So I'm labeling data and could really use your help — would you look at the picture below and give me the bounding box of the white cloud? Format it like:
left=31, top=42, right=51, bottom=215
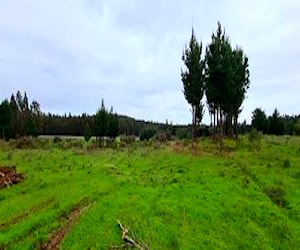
left=0, top=0, right=299, bottom=124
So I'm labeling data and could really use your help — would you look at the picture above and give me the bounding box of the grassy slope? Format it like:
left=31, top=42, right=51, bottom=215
left=0, top=136, right=299, bottom=249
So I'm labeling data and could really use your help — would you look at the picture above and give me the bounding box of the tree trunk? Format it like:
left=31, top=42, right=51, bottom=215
left=191, top=105, right=197, bottom=153
left=234, top=115, right=238, bottom=139
left=213, top=109, right=216, bottom=138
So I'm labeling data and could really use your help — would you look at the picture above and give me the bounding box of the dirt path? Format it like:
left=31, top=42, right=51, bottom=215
left=0, top=198, right=55, bottom=230
left=40, top=199, right=92, bottom=250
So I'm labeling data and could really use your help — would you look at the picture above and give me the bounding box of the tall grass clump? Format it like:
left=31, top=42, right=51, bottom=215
left=248, top=128, right=262, bottom=151
left=263, top=186, right=289, bottom=208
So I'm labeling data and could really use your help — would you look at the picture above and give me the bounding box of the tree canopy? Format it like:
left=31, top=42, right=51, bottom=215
left=205, top=22, right=250, bottom=139
left=181, top=28, right=205, bottom=140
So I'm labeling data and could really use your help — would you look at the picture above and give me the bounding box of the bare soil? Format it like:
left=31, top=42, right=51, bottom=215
left=40, top=199, right=91, bottom=250
left=0, top=166, right=24, bottom=189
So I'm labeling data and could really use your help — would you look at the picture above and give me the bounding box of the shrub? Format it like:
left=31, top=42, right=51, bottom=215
left=120, top=135, right=136, bottom=147
left=106, top=137, right=116, bottom=148
left=154, top=133, right=168, bottom=143
left=53, top=136, right=62, bottom=144
left=64, top=139, right=84, bottom=149
left=139, top=128, right=156, bottom=141
left=15, top=136, right=36, bottom=149
left=84, top=123, right=92, bottom=142
left=86, top=140, right=98, bottom=151
left=283, top=159, right=290, bottom=168
left=248, top=128, right=262, bottom=151
left=175, top=127, right=192, bottom=140
left=248, top=128, right=261, bottom=142
left=294, top=120, right=300, bottom=135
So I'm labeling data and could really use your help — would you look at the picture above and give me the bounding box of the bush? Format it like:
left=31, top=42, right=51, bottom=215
left=248, top=128, right=261, bottom=142
left=84, top=123, right=92, bottom=142
left=86, top=139, right=98, bottom=151
left=139, top=128, right=156, bottom=141
left=248, top=129, right=262, bottom=151
left=120, top=135, right=136, bottom=148
left=283, top=159, right=290, bottom=168
left=64, top=139, right=84, bottom=149
left=294, top=120, right=300, bottom=135
left=53, top=136, right=62, bottom=144
left=175, top=127, right=192, bottom=140
left=154, top=133, right=168, bottom=143
left=106, top=137, right=116, bottom=148
left=15, top=137, right=36, bottom=149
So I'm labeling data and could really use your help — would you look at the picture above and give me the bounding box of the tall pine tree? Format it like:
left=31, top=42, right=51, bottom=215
left=205, top=23, right=249, bottom=139
left=181, top=28, right=205, bottom=141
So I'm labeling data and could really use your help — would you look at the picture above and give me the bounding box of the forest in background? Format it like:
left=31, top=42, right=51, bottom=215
left=0, top=90, right=299, bottom=142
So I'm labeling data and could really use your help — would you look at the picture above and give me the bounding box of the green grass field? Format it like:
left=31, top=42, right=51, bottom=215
left=0, top=136, right=299, bottom=249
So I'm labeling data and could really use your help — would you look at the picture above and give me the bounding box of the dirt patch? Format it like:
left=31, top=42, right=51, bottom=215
left=40, top=199, right=91, bottom=250
left=0, top=166, right=24, bottom=189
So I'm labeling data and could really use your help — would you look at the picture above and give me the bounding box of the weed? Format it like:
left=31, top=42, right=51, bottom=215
left=53, top=136, right=62, bottom=144
left=282, top=159, right=291, bottom=168
left=248, top=129, right=262, bottom=151
left=241, top=176, right=250, bottom=188
left=13, top=137, right=36, bottom=149
left=263, top=186, right=289, bottom=207
left=293, top=171, right=300, bottom=179
left=6, top=152, right=13, bottom=160
left=218, top=168, right=226, bottom=177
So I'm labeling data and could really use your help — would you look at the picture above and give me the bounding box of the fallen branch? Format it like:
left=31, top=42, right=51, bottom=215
left=116, top=219, right=147, bottom=250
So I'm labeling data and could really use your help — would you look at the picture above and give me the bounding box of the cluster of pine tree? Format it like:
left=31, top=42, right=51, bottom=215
left=251, top=108, right=300, bottom=135
left=0, top=91, right=42, bottom=139
left=94, top=99, right=119, bottom=145
left=181, top=23, right=250, bottom=140
left=0, top=92, right=181, bottom=141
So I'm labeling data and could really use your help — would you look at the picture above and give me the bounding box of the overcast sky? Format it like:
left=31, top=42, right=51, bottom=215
left=0, top=0, right=299, bottom=124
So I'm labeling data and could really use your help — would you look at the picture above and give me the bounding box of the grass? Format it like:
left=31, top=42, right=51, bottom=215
left=0, top=136, right=299, bottom=249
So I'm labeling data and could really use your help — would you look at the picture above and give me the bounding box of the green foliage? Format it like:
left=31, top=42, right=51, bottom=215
left=248, top=128, right=262, bottom=152
left=139, top=128, right=156, bottom=141
left=181, top=28, right=205, bottom=139
left=205, top=22, right=250, bottom=138
left=283, top=159, right=290, bottom=168
left=267, top=108, right=284, bottom=135
left=251, top=108, right=299, bottom=136
left=251, top=108, right=267, bottom=133
left=53, top=136, right=62, bottom=144
left=95, top=99, right=108, bottom=138
left=0, top=99, right=11, bottom=140
left=181, top=29, right=205, bottom=107
left=294, top=120, right=300, bottom=135
left=83, top=123, right=92, bottom=142
left=106, top=110, right=119, bottom=138
left=0, top=92, right=42, bottom=139
left=95, top=100, right=119, bottom=146
left=175, top=127, right=192, bottom=140
left=248, top=128, right=261, bottom=142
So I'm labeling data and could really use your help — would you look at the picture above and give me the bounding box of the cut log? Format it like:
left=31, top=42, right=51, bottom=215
left=116, top=219, right=147, bottom=250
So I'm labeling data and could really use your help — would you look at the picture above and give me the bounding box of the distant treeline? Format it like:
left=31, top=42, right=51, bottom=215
left=251, top=108, right=300, bottom=136
left=0, top=91, right=193, bottom=140
left=0, top=91, right=299, bottom=141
